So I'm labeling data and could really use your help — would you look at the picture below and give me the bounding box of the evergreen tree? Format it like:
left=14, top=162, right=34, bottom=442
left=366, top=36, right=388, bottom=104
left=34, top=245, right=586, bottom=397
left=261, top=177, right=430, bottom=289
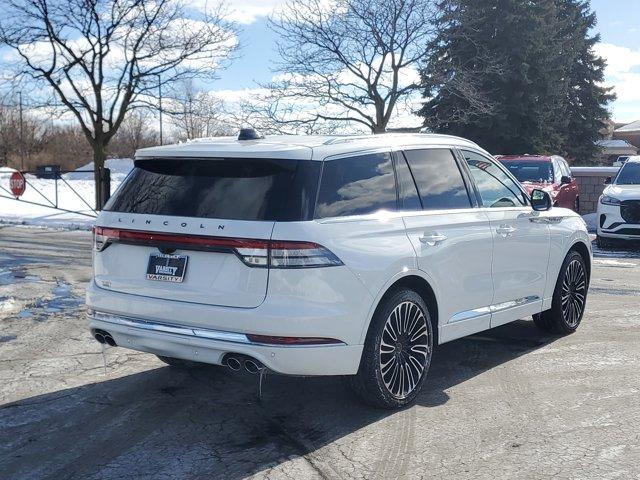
left=419, top=0, right=614, bottom=162
left=554, top=0, right=615, bottom=162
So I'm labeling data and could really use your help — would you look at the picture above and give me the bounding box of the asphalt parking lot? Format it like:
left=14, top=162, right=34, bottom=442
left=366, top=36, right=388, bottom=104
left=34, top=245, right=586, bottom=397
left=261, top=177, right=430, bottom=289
left=1, top=225, right=639, bottom=480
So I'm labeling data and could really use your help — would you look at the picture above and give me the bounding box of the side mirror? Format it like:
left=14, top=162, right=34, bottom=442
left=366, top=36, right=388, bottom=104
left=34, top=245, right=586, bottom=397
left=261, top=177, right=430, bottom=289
left=531, top=189, right=552, bottom=211
left=604, top=177, right=612, bottom=185
left=560, top=175, right=572, bottom=185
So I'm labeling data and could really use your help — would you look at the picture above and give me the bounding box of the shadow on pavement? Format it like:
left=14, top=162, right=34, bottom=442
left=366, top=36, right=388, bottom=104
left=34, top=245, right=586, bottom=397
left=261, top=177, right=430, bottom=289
left=0, top=320, right=559, bottom=480
left=592, top=239, right=640, bottom=259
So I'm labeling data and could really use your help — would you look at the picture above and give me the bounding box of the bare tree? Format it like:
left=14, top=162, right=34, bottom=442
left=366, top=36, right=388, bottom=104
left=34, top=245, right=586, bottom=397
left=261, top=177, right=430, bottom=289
left=0, top=0, right=237, bottom=208
left=0, top=99, right=47, bottom=169
left=265, top=0, right=436, bottom=133
left=0, top=103, right=92, bottom=171
left=170, top=80, right=234, bottom=140
left=109, top=110, right=158, bottom=158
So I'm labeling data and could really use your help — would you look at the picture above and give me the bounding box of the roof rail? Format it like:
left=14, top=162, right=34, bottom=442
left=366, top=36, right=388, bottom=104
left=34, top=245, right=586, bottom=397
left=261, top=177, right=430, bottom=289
left=322, top=132, right=481, bottom=147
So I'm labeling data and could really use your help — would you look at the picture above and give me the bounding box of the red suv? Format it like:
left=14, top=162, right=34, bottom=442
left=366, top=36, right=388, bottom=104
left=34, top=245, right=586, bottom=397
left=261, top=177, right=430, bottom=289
left=498, top=155, right=580, bottom=211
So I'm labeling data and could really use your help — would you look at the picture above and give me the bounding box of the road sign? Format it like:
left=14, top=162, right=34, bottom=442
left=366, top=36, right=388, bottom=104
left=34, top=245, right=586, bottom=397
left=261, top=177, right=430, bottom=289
left=9, top=171, right=26, bottom=198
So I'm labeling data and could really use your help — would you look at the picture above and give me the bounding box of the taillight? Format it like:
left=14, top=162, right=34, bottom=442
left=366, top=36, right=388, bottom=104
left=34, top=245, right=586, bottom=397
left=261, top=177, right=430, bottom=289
left=91, top=227, right=343, bottom=269
left=268, top=241, right=342, bottom=268
left=93, top=226, right=110, bottom=252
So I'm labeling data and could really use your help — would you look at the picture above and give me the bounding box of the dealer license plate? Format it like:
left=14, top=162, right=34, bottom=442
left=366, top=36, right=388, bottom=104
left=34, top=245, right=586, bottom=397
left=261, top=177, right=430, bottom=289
left=145, top=253, right=188, bottom=283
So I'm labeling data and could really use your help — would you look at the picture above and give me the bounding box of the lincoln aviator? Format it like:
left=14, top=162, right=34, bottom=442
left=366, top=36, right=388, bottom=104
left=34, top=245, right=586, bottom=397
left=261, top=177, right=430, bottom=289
left=87, top=133, right=591, bottom=408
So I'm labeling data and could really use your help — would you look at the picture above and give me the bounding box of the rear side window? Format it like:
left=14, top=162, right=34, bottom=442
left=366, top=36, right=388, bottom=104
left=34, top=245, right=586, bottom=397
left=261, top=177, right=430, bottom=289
left=402, top=149, right=471, bottom=210
left=395, top=154, right=422, bottom=211
left=315, top=152, right=396, bottom=218
left=105, top=158, right=321, bottom=221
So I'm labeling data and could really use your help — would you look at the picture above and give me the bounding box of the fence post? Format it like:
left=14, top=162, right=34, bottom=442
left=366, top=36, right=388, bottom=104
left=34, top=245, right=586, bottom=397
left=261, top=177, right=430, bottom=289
left=99, top=167, right=111, bottom=210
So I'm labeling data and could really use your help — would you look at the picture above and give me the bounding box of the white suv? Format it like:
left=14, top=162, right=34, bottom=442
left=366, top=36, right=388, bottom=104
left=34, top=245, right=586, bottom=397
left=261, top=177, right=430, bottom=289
left=87, top=132, right=591, bottom=408
left=597, top=156, right=640, bottom=247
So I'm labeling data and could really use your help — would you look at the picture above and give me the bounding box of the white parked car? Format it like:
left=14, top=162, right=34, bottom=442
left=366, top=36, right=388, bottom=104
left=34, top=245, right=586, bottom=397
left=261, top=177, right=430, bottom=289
left=87, top=132, right=592, bottom=408
left=613, top=156, right=630, bottom=167
left=597, top=156, right=640, bottom=248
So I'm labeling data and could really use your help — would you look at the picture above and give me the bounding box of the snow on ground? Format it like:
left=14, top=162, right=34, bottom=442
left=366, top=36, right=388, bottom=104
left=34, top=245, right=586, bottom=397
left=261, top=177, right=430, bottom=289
left=0, top=159, right=133, bottom=230
left=65, top=158, right=133, bottom=182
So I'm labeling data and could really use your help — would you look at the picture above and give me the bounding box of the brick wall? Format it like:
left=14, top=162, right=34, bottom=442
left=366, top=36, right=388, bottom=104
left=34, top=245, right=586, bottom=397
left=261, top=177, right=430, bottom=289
left=571, top=167, right=619, bottom=214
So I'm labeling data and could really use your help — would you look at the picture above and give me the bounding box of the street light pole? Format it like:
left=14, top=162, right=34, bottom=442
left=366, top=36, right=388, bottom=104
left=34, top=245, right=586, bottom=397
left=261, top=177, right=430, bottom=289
left=158, top=74, right=163, bottom=145
left=18, top=90, right=24, bottom=171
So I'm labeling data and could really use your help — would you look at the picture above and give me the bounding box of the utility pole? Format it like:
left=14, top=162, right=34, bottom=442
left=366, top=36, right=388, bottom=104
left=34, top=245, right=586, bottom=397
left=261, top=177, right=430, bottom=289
left=158, top=74, right=163, bottom=145
left=18, top=91, right=24, bottom=171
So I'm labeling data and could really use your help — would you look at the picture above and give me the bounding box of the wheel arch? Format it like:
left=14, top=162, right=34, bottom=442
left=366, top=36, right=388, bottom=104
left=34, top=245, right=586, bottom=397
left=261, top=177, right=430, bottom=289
left=568, top=240, right=591, bottom=283
left=361, top=274, right=439, bottom=346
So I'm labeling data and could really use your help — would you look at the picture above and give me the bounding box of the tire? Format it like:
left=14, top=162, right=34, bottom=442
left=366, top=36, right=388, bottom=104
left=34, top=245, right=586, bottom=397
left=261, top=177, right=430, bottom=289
left=596, top=235, right=611, bottom=249
left=156, top=355, right=205, bottom=369
left=347, top=289, right=434, bottom=409
left=533, top=250, right=588, bottom=334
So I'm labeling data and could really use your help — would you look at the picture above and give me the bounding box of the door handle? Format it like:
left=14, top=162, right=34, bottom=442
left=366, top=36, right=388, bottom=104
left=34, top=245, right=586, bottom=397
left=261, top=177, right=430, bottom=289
left=419, top=233, right=447, bottom=246
left=496, top=224, right=516, bottom=237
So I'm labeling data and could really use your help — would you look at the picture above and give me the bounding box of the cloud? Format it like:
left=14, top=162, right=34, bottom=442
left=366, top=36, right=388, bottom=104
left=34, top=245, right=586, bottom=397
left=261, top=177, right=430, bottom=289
left=595, top=42, right=640, bottom=122
left=193, top=0, right=287, bottom=24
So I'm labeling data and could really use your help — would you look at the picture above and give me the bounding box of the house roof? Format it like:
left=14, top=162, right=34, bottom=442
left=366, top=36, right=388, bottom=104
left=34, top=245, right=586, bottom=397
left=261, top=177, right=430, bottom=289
left=596, top=139, right=637, bottom=149
left=614, top=120, right=640, bottom=133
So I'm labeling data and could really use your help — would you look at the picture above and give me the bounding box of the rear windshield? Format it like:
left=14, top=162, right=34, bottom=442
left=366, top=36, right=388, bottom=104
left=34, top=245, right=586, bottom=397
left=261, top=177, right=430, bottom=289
left=105, top=158, right=321, bottom=221
left=501, top=161, right=553, bottom=183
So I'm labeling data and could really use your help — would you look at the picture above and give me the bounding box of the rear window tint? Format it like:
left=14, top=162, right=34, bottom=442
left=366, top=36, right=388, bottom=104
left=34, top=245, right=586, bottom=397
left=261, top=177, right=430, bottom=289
left=315, top=153, right=396, bottom=218
left=395, top=154, right=422, bottom=211
left=105, top=158, right=320, bottom=221
left=403, top=149, right=471, bottom=210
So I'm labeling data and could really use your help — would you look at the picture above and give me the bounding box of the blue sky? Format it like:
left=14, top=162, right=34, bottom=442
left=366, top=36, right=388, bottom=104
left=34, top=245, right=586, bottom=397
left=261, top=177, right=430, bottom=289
left=590, top=0, right=640, bottom=47
left=211, top=0, right=640, bottom=123
left=2, top=0, right=638, bottom=124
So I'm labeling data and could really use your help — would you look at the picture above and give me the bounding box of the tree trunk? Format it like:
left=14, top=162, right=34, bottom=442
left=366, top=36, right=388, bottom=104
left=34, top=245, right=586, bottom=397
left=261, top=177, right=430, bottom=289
left=92, top=144, right=107, bottom=210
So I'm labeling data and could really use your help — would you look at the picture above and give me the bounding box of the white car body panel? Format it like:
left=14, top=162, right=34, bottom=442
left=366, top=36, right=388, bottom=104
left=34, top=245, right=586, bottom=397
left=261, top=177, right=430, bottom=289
left=483, top=207, right=550, bottom=328
left=94, top=212, right=274, bottom=308
left=597, top=170, right=640, bottom=241
left=86, top=133, right=592, bottom=376
left=402, top=209, right=494, bottom=343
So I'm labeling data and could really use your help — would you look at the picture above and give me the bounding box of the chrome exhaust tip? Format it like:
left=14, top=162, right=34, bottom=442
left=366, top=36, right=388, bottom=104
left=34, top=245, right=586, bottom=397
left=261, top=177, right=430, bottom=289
left=104, top=335, right=116, bottom=347
left=244, top=360, right=262, bottom=374
left=94, top=332, right=105, bottom=344
left=226, top=357, right=242, bottom=371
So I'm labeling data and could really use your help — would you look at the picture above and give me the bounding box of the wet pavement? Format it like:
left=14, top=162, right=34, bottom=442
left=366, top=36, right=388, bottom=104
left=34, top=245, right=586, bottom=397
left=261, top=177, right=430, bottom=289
left=1, top=226, right=639, bottom=479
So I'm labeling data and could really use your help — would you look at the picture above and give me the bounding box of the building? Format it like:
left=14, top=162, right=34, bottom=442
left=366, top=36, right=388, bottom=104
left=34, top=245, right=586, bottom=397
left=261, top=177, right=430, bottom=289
left=595, top=139, right=638, bottom=164
left=613, top=120, right=640, bottom=150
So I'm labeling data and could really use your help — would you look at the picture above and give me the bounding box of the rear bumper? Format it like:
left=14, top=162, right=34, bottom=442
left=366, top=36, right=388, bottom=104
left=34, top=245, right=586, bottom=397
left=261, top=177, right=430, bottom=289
left=86, top=278, right=370, bottom=375
left=89, top=311, right=363, bottom=375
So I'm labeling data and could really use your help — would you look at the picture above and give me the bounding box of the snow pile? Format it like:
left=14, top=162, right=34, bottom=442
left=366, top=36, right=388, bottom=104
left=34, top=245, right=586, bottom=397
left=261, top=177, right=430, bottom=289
left=64, top=158, right=133, bottom=182
left=0, top=160, right=131, bottom=230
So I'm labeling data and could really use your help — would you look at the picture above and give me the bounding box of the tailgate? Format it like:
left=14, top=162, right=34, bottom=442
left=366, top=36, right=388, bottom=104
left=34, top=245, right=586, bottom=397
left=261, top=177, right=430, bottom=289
left=93, top=214, right=273, bottom=308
